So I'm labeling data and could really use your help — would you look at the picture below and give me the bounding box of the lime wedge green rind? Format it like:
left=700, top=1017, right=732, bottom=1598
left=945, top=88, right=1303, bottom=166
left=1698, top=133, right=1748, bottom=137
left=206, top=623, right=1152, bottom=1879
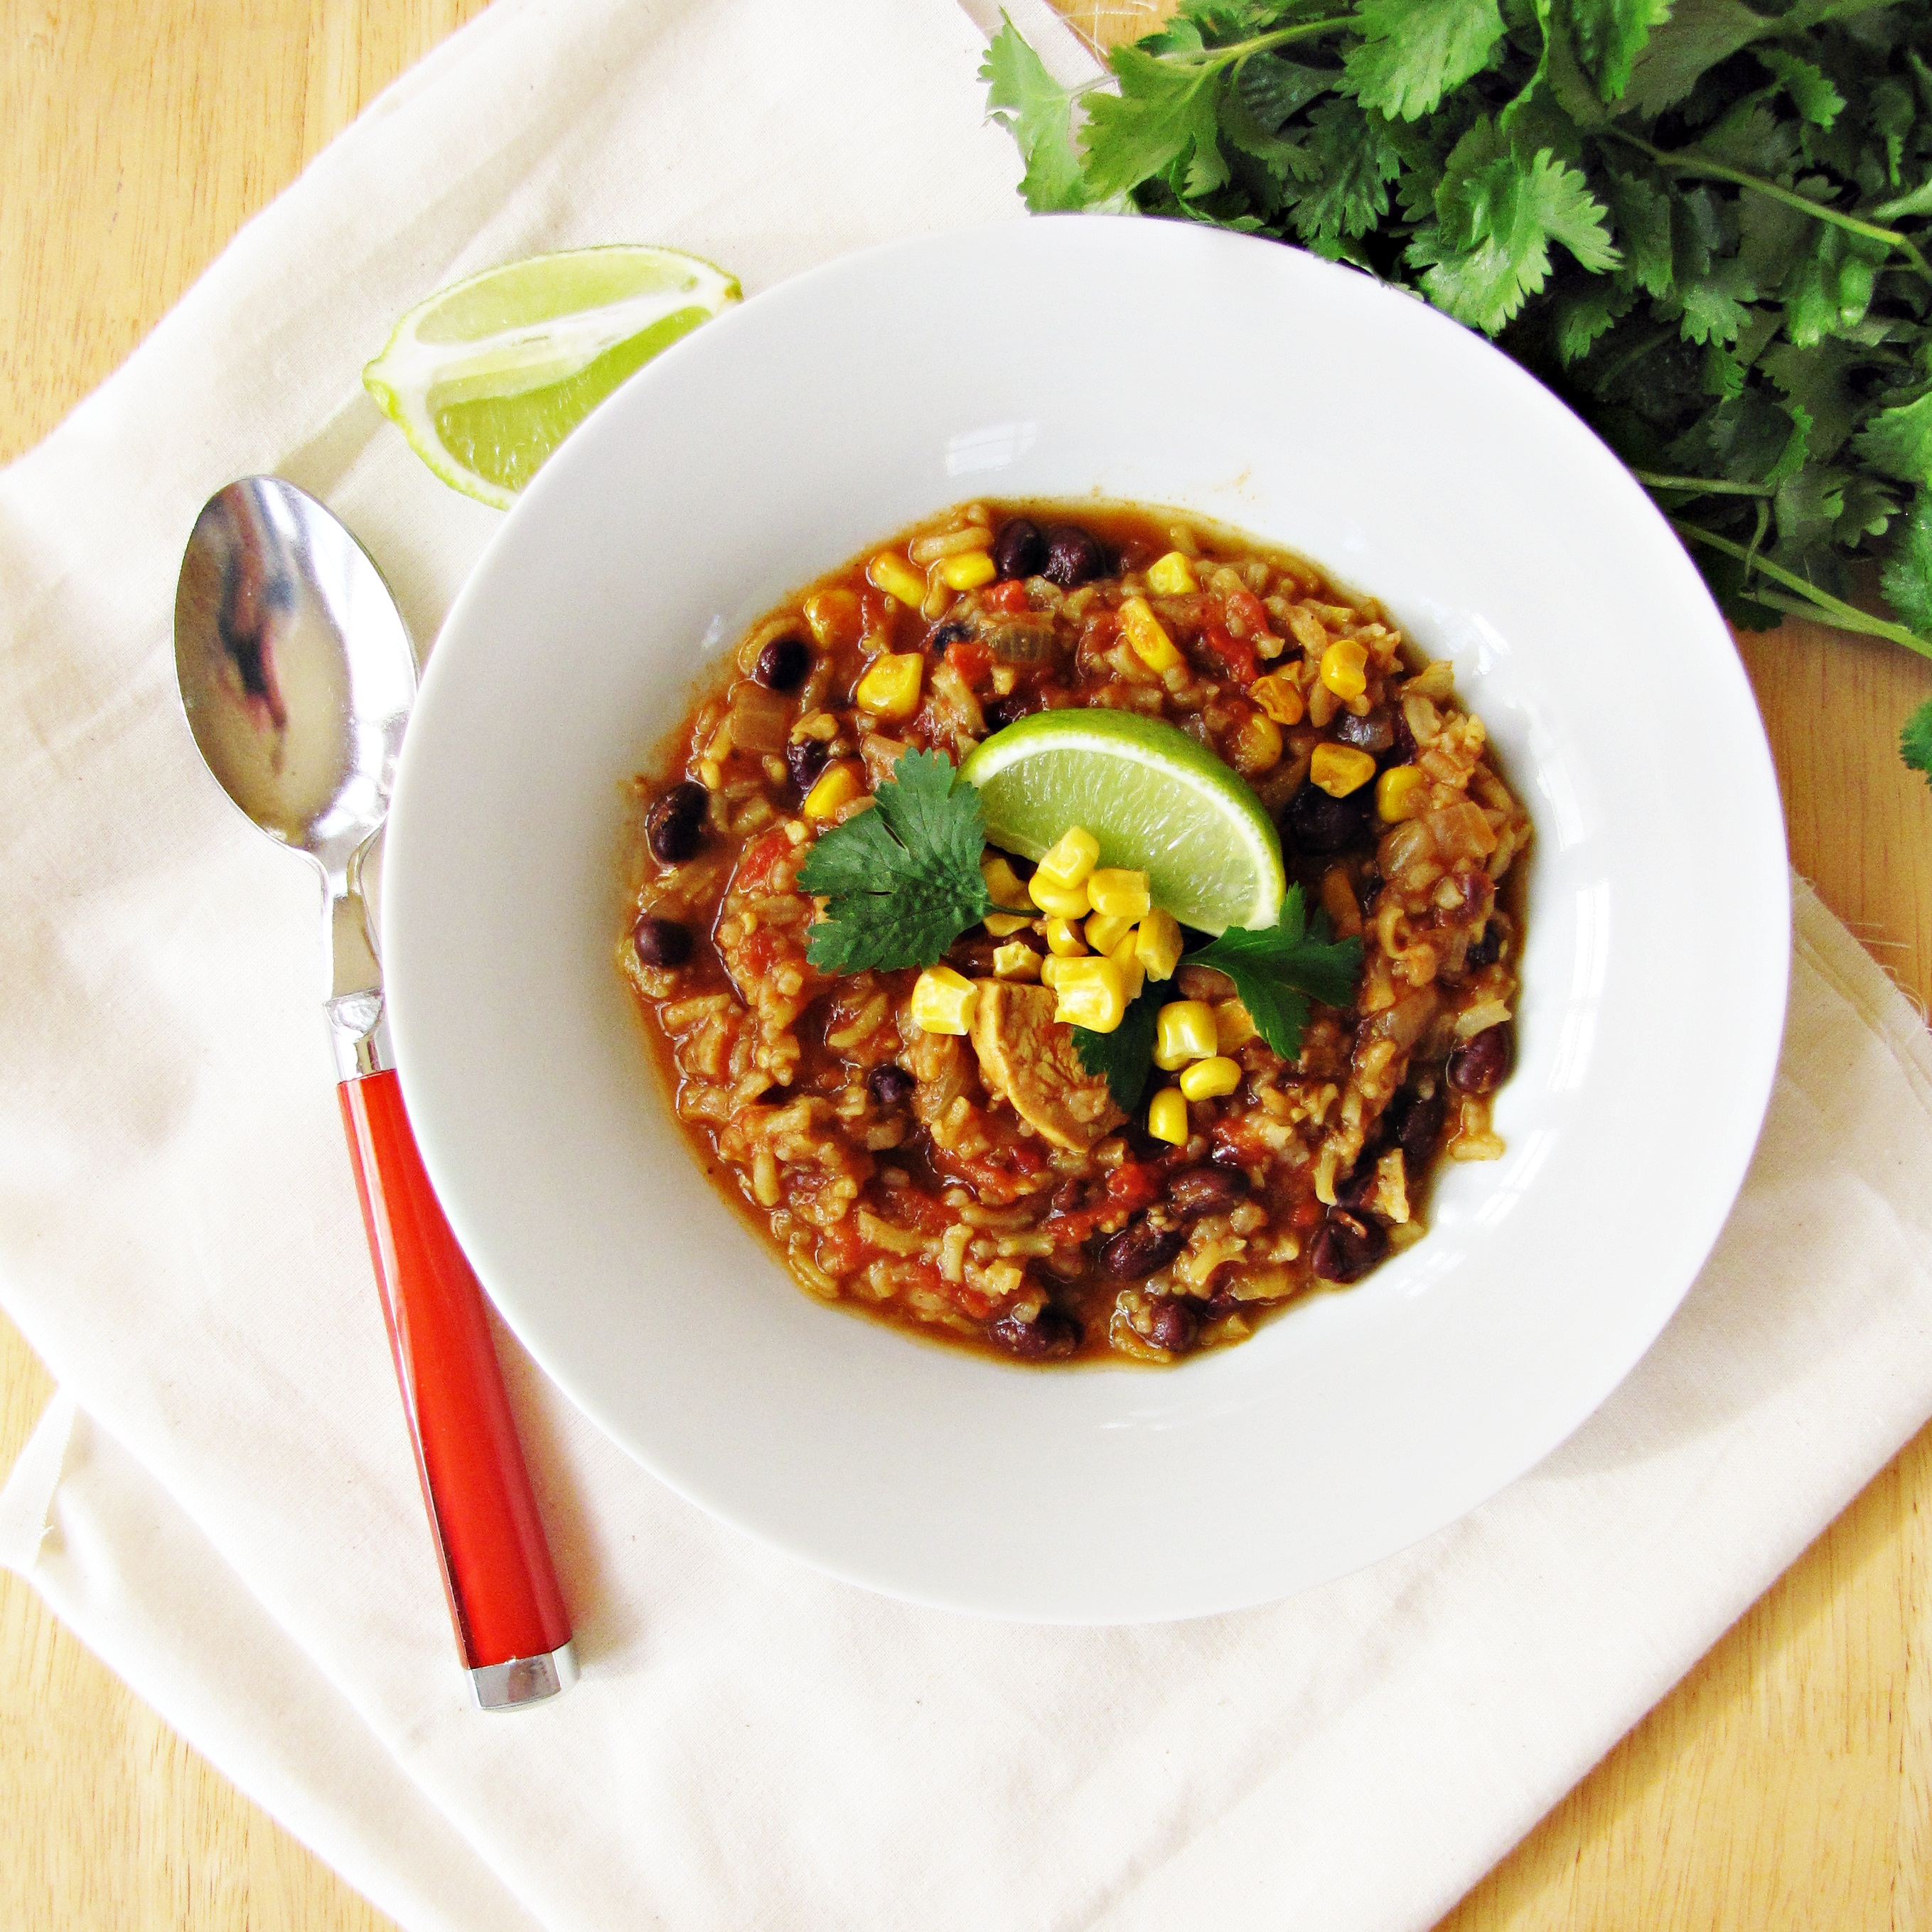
left=961, top=709, right=1286, bottom=935
left=363, top=244, right=741, bottom=509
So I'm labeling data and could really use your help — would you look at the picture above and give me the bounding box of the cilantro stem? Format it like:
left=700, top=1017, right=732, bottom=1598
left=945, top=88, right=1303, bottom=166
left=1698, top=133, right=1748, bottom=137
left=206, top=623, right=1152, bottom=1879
left=1606, top=131, right=1932, bottom=284
left=1162, top=18, right=1356, bottom=66
left=1672, top=517, right=1932, bottom=660
left=1633, top=470, right=1778, bottom=498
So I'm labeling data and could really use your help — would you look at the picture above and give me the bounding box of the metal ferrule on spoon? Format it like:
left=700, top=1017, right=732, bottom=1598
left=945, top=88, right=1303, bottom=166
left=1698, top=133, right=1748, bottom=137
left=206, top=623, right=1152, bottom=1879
left=176, top=476, right=575, bottom=1710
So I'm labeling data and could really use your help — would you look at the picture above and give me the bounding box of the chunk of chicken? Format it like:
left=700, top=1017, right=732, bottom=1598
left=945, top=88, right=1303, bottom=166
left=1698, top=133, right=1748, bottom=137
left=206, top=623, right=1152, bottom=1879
left=968, top=982, right=1124, bottom=1152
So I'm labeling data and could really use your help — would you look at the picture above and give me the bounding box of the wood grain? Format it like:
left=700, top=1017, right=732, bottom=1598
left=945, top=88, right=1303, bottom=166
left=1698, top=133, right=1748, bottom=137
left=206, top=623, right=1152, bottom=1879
left=1, top=3, right=1928, bottom=1928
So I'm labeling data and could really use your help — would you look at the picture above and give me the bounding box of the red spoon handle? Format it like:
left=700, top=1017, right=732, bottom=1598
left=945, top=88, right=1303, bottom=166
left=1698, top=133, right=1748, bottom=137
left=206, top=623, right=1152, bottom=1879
left=338, top=1068, right=574, bottom=1703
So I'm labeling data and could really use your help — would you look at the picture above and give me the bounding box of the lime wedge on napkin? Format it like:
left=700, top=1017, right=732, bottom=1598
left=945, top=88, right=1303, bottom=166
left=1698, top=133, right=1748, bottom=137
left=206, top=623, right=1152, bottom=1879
left=363, top=245, right=741, bottom=508
left=962, top=709, right=1286, bottom=934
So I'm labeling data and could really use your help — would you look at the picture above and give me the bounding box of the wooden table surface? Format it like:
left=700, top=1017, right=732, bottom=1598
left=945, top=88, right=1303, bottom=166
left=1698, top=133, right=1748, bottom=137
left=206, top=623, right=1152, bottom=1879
left=4, top=1, right=1931, bottom=1926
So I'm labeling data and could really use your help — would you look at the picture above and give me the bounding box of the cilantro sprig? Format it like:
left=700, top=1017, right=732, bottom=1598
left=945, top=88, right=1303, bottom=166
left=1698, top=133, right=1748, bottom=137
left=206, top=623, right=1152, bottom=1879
left=798, top=750, right=1001, bottom=974
left=982, top=0, right=1932, bottom=782
left=1905, top=697, right=1932, bottom=790
left=1073, top=982, right=1163, bottom=1110
left=1193, top=886, right=1364, bottom=1060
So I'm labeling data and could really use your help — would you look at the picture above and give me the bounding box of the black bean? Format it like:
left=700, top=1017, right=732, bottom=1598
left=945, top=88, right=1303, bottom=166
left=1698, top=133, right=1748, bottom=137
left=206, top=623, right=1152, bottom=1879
left=1115, top=1115, right=1164, bottom=1163
left=1210, top=1142, right=1249, bottom=1172
left=1333, top=707, right=1397, bottom=756
left=1309, top=1209, right=1388, bottom=1284
left=1447, top=1024, right=1513, bottom=1095
left=753, top=635, right=810, bottom=692
left=1043, top=523, right=1107, bottom=588
left=992, top=517, right=1047, bottom=581
left=926, top=618, right=972, bottom=653
left=785, top=739, right=830, bottom=795
left=1336, top=1159, right=1381, bottom=1213
left=982, top=693, right=1036, bottom=733
left=988, top=1306, right=1081, bottom=1360
left=1143, top=1297, right=1199, bottom=1353
left=1464, top=921, right=1503, bottom=970
left=1099, top=1217, right=1185, bottom=1278
left=631, top=915, right=692, bottom=969
left=1392, top=711, right=1418, bottom=763
left=868, top=1064, right=915, bottom=1108
left=1385, top=1085, right=1446, bottom=1169
left=1284, top=781, right=1373, bottom=856
left=1166, top=1166, right=1249, bottom=1220
left=645, top=780, right=709, bottom=864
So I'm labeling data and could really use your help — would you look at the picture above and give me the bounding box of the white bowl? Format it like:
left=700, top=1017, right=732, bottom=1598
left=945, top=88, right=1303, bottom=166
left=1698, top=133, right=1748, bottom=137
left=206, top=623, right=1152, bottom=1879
left=385, top=217, right=1788, bottom=1623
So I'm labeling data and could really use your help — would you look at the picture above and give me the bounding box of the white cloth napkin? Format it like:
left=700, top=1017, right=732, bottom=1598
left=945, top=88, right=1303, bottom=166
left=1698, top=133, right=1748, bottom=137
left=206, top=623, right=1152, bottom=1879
left=4, top=1, right=1931, bottom=1928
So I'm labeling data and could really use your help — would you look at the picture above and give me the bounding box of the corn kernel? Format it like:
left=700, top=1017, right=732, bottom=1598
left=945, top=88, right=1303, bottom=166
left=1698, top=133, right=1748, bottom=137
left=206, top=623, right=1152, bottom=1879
left=1213, top=1000, right=1255, bottom=1053
left=1036, top=825, right=1101, bottom=890
left=1119, top=596, right=1183, bottom=673
left=1050, top=957, right=1128, bottom=1033
left=1084, top=910, right=1137, bottom=955
left=1146, top=551, right=1199, bottom=595
left=1136, top=908, right=1183, bottom=982
left=938, top=549, right=997, bottom=591
left=980, top=852, right=1029, bottom=908
left=1377, top=764, right=1429, bottom=822
left=910, top=965, right=978, bottom=1035
left=803, top=588, right=862, bottom=649
left=1230, top=709, right=1284, bottom=774
left=1310, top=743, right=1377, bottom=798
left=1028, top=873, right=1090, bottom=918
left=854, top=651, right=924, bottom=721
left=867, top=552, right=927, bottom=607
left=1147, top=1088, right=1189, bottom=1145
left=1039, top=955, right=1070, bottom=988
left=802, top=761, right=862, bottom=822
left=984, top=913, right=1033, bottom=938
left=1154, top=1000, right=1219, bottom=1070
left=1321, top=866, right=1362, bottom=937
left=1110, top=931, right=1146, bottom=1004
left=992, top=942, right=1041, bottom=981
left=1087, top=867, right=1151, bottom=919
left=1179, top=1055, right=1242, bottom=1101
left=1045, top=916, right=1088, bottom=957
left=1252, top=670, right=1305, bottom=726
left=1319, top=638, right=1369, bottom=701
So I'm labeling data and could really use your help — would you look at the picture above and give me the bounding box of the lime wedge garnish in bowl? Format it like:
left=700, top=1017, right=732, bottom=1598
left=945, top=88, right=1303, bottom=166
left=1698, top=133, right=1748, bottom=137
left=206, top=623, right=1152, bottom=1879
left=363, top=245, right=741, bottom=508
left=961, top=709, right=1286, bottom=935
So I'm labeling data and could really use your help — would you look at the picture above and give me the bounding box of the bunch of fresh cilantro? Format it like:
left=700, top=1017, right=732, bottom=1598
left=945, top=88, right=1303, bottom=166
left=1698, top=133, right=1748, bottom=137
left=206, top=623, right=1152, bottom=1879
left=983, top=0, right=1932, bottom=789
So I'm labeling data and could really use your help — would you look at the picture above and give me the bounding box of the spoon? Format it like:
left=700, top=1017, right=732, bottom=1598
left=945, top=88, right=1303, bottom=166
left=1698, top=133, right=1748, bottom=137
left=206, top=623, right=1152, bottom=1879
left=176, top=477, right=575, bottom=1710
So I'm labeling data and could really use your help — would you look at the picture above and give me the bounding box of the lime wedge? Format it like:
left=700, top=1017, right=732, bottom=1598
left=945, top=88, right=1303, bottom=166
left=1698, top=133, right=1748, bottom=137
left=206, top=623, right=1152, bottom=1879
left=363, top=245, right=741, bottom=508
left=961, top=709, right=1286, bottom=934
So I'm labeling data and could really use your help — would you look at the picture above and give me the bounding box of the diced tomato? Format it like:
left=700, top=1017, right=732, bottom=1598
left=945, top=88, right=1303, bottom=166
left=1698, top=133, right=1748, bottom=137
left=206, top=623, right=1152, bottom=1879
left=734, top=827, right=793, bottom=895
left=945, top=638, right=994, bottom=687
left=1104, top=1163, right=1160, bottom=1217
left=1008, top=1143, right=1048, bottom=1175
left=1201, top=623, right=1259, bottom=685
left=818, top=1220, right=876, bottom=1274
left=955, top=1287, right=992, bottom=1321
left=1082, top=609, right=1121, bottom=650
left=1290, top=1197, right=1324, bottom=1230
left=1225, top=586, right=1270, bottom=638
left=737, top=928, right=782, bottom=977
left=983, top=579, right=1031, bottom=614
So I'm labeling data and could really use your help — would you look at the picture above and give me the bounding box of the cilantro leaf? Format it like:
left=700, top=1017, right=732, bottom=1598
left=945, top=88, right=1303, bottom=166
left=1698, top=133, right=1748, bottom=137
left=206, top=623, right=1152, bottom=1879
left=1290, top=99, right=1403, bottom=243
left=1880, top=491, right=1932, bottom=637
left=1624, top=0, right=1776, bottom=118
left=1904, top=698, right=1932, bottom=790
left=1854, top=391, right=1932, bottom=488
left=1191, top=886, right=1363, bottom=1063
left=1564, top=0, right=1671, bottom=104
left=1343, top=0, right=1506, bottom=123
left=1073, top=982, right=1163, bottom=1111
left=981, top=18, right=1087, bottom=213
left=1082, top=47, right=1222, bottom=202
left=798, top=751, right=994, bottom=975
left=1757, top=48, right=1845, bottom=129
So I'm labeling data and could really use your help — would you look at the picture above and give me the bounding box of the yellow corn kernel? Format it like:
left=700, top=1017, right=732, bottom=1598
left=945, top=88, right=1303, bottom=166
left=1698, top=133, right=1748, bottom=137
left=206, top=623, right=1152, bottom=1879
left=854, top=651, right=924, bottom=721
left=1310, top=742, right=1377, bottom=798
left=1213, top=1000, right=1255, bottom=1053
left=1146, top=550, right=1199, bottom=595
left=1321, top=866, right=1362, bottom=938
left=1087, top=866, right=1152, bottom=919
left=1118, top=596, right=1183, bottom=672
left=1028, top=873, right=1090, bottom=919
left=1147, top=1088, right=1189, bottom=1146
left=910, top=965, right=979, bottom=1035
left=1050, top=956, right=1128, bottom=1033
left=867, top=552, right=927, bottom=607
left=1084, top=909, right=1137, bottom=955
left=984, top=913, right=1033, bottom=938
left=1039, top=955, right=1070, bottom=989
left=1252, top=670, right=1305, bottom=726
left=1045, top=916, right=1088, bottom=957
left=1179, top=1055, right=1242, bottom=1101
left=1036, top=825, right=1101, bottom=890
left=802, top=761, right=862, bottom=822
left=938, top=549, right=997, bottom=591
left=1319, top=638, right=1369, bottom=701
left=981, top=851, right=1029, bottom=908
left=1110, top=931, right=1147, bottom=1004
left=1377, top=764, right=1429, bottom=822
left=1136, top=908, right=1184, bottom=982
left=1230, top=708, right=1284, bottom=774
left=803, top=588, right=862, bottom=650
left=1154, top=999, right=1219, bottom=1070
left=992, top=942, right=1041, bottom=982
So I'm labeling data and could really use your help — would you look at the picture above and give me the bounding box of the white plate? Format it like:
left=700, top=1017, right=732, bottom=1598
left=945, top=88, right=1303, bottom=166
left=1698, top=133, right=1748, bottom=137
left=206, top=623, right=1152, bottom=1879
left=385, top=217, right=1789, bottom=1623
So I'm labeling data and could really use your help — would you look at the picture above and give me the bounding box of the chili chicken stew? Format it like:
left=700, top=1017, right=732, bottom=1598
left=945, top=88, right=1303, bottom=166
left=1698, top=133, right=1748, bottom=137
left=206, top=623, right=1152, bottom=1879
left=623, top=502, right=1531, bottom=1366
